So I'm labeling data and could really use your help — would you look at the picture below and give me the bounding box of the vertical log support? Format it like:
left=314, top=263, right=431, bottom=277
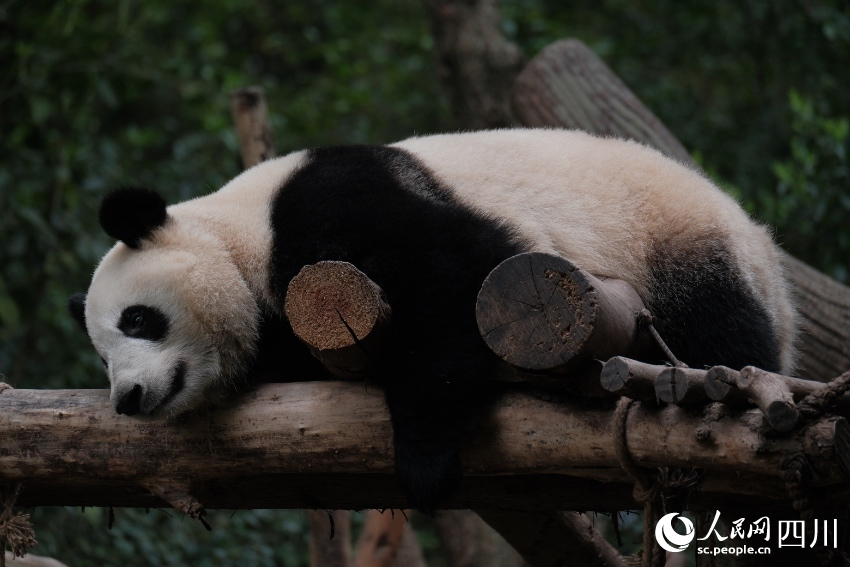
left=310, top=510, right=351, bottom=567
left=229, top=86, right=276, bottom=169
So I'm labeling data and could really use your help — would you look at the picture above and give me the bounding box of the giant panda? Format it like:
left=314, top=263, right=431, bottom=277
left=69, top=128, right=797, bottom=510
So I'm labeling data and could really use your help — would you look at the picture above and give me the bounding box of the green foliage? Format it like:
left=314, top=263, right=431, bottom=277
left=33, top=508, right=312, bottom=567
left=768, top=91, right=849, bottom=281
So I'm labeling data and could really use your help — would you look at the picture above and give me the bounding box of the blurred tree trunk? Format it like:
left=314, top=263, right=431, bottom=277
left=421, top=0, right=524, bottom=129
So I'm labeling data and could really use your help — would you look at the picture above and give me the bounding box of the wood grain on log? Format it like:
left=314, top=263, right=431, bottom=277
left=510, top=37, right=850, bottom=383
left=512, top=39, right=695, bottom=169
left=229, top=86, right=275, bottom=169
left=476, top=253, right=651, bottom=380
left=736, top=366, right=799, bottom=432
left=285, top=261, right=391, bottom=379
left=655, top=367, right=711, bottom=406
left=599, top=357, right=663, bottom=403
left=703, top=366, right=751, bottom=407
left=2, top=384, right=847, bottom=511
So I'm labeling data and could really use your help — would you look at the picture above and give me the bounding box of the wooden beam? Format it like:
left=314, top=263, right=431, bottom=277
left=1, top=384, right=846, bottom=512
left=229, top=86, right=275, bottom=169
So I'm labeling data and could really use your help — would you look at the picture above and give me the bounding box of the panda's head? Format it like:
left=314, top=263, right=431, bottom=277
left=70, top=187, right=259, bottom=417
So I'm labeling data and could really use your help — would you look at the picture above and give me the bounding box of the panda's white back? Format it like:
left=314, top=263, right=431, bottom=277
left=394, top=129, right=796, bottom=371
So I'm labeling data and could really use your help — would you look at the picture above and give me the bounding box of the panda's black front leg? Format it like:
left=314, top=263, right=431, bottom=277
left=379, top=335, right=497, bottom=512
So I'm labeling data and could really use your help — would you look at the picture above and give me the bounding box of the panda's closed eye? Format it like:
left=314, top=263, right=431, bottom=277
left=118, top=305, right=169, bottom=341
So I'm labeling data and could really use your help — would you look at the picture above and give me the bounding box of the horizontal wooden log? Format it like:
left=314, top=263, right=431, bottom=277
left=736, top=366, right=799, bottom=432
left=1, top=384, right=847, bottom=513
left=655, top=367, right=711, bottom=406
left=703, top=366, right=751, bottom=407
left=476, top=253, right=653, bottom=385
left=599, top=357, right=663, bottom=403
left=285, top=261, right=391, bottom=379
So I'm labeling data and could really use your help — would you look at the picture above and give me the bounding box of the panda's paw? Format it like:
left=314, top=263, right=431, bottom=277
left=394, top=444, right=462, bottom=513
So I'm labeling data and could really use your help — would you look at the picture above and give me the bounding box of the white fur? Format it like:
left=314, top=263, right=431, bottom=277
left=394, top=129, right=797, bottom=372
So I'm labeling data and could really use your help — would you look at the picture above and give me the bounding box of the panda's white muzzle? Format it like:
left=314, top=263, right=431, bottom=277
left=113, top=360, right=187, bottom=416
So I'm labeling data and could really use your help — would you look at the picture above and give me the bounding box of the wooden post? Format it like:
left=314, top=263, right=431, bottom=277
left=229, top=86, right=275, bottom=169
left=310, top=510, right=351, bottom=567
left=353, top=510, right=415, bottom=567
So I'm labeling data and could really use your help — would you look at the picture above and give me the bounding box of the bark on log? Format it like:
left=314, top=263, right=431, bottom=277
left=2, top=384, right=847, bottom=512
left=654, top=367, right=711, bottom=406
left=476, top=253, right=652, bottom=386
left=736, top=366, right=799, bottom=432
left=510, top=37, right=850, bottom=383
left=229, top=86, right=275, bottom=169
left=353, top=510, right=413, bottom=567
left=512, top=39, right=695, bottom=169
left=421, top=0, right=524, bottom=128
left=476, top=510, right=625, bottom=567
left=706, top=366, right=850, bottom=412
left=310, top=509, right=351, bottom=567
left=285, top=261, right=391, bottom=379
left=703, top=366, right=751, bottom=407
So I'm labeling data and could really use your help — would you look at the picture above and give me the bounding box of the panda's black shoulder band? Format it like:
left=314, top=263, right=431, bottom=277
left=99, top=186, right=168, bottom=248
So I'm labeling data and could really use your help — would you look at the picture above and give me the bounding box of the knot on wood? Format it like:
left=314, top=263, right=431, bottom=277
left=0, top=484, right=36, bottom=564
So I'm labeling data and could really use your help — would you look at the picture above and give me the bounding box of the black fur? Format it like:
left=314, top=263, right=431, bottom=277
left=645, top=237, right=781, bottom=372
left=268, top=145, right=525, bottom=510
left=68, top=292, right=87, bottom=334
left=118, top=305, right=169, bottom=342
left=99, top=186, right=168, bottom=248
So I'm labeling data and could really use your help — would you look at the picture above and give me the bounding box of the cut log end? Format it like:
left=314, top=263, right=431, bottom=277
left=477, top=252, right=596, bottom=372
left=767, top=400, right=800, bottom=433
left=284, top=261, right=391, bottom=379
left=286, top=262, right=387, bottom=350
left=600, top=357, right=662, bottom=402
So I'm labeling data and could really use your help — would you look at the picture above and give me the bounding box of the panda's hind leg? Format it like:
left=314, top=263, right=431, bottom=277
left=380, top=334, right=499, bottom=512
left=645, top=237, right=782, bottom=372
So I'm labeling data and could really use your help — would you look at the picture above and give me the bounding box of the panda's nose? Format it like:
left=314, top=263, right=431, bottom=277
left=116, top=384, right=142, bottom=415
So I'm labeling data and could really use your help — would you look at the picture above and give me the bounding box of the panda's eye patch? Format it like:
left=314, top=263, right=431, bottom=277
left=118, top=305, right=169, bottom=341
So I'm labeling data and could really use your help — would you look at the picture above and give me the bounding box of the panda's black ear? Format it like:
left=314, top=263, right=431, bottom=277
left=99, top=186, right=168, bottom=248
left=68, top=292, right=87, bottom=334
